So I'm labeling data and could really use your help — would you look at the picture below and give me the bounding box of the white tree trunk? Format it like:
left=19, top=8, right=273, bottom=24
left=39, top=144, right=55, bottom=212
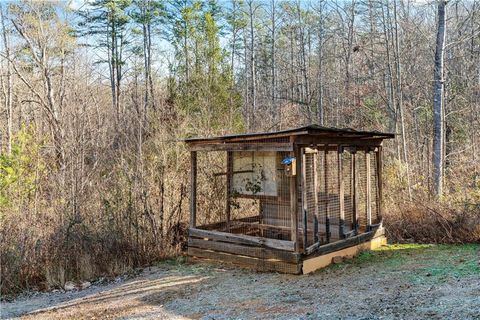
left=433, top=0, right=447, bottom=197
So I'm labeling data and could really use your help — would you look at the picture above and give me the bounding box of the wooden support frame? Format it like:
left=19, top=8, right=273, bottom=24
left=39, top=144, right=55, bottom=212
left=365, top=151, right=372, bottom=228
left=190, top=151, right=197, bottom=228
left=338, top=147, right=345, bottom=238
left=324, top=146, right=330, bottom=243
left=189, top=228, right=295, bottom=252
left=301, top=149, right=308, bottom=252
left=312, top=150, right=319, bottom=244
left=290, top=140, right=300, bottom=252
left=185, top=127, right=393, bottom=274
left=189, top=142, right=293, bottom=152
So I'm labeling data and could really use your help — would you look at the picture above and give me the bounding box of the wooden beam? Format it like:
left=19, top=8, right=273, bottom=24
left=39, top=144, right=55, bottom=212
left=188, top=238, right=301, bottom=263
left=302, top=150, right=308, bottom=252
left=294, top=136, right=385, bottom=147
left=188, top=247, right=302, bottom=274
left=307, top=226, right=385, bottom=258
left=338, top=147, right=345, bottom=238
left=324, top=146, right=330, bottom=243
left=295, top=144, right=302, bottom=252
left=189, top=142, right=293, bottom=152
left=190, top=151, right=197, bottom=228
left=197, top=215, right=260, bottom=231
left=302, top=233, right=387, bottom=274
left=189, top=228, right=295, bottom=251
left=290, top=140, right=300, bottom=252
left=366, top=152, right=372, bottom=228
left=313, top=150, right=319, bottom=244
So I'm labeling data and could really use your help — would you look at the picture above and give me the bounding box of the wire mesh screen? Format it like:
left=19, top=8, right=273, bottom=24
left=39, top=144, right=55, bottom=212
left=195, top=150, right=293, bottom=241
left=302, top=151, right=317, bottom=248
left=193, top=145, right=382, bottom=253
left=342, top=151, right=354, bottom=232
left=301, top=146, right=382, bottom=246
left=371, top=151, right=380, bottom=224
left=356, top=151, right=367, bottom=231
left=196, top=151, right=227, bottom=229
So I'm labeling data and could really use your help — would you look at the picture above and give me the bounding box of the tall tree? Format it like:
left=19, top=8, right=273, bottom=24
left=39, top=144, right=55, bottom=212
left=0, top=4, right=13, bottom=154
left=77, top=0, right=132, bottom=129
left=433, top=0, right=447, bottom=197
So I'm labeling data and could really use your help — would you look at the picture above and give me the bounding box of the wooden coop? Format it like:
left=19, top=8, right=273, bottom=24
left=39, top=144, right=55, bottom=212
left=185, top=125, right=394, bottom=274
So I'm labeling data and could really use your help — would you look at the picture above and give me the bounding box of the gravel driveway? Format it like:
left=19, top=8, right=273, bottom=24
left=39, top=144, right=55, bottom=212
left=1, top=244, right=479, bottom=320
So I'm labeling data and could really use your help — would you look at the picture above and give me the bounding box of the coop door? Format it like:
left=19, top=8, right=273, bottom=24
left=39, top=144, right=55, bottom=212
left=301, top=148, right=320, bottom=248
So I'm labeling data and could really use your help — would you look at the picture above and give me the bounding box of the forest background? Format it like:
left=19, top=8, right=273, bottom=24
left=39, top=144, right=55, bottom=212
left=0, top=0, right=479, bottom=295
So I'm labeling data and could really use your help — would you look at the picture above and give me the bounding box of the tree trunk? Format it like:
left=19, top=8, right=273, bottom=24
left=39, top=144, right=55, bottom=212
left=393, top=0, right=412, bottom=200
left=248, top=0, right=256, bottom=130
left=1, top=4, right=12, bottom=154
left=271, top=0, right=277, bottom=129
left=433, top=0, right=447, bottom=198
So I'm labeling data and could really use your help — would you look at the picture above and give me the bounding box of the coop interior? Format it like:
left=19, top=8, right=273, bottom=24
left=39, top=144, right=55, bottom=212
left=194, top=146, right=381, bottom=251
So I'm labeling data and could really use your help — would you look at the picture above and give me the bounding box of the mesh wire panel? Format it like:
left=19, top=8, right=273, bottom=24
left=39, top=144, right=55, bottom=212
left=302, top=151, right=317, bottom=248
left=196, top=151, right=227, bottom=229
left=193, top=145, right=382, bottom=252
left=371, top=151, right=379, bottom=224
left=356, top=151, right=367, bottom=231
left=228, top=150, right=292, bottom=240
left=343, top=151, right=353, bottom=231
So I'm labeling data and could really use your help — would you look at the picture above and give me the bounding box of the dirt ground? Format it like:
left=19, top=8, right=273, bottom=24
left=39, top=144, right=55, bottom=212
left=1, top=244, right=479, bottom=320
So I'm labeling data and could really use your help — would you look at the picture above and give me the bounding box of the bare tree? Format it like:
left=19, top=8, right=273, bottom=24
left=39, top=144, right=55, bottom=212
left=433, top=0, right=447, bottom=197
left=0, top=4, right=13, bottom=154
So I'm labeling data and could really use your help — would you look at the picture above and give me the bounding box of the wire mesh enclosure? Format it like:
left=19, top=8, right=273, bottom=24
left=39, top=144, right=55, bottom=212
left=186, top=125, right=393, bottom=274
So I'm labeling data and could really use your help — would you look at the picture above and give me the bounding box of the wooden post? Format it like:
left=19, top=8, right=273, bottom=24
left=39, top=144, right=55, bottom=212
left=366, top=151, right=372, bottom=229
left=324, top=146, right=330, bottom=243
left=313, top=149, right=319, bottom=244
left=377, top=146, right=383, bottom=221
left=302, top=150, right=308, bottom=251
left=338, top=147, right=345, bottom=238
left=351, top=151, right=358, bottom=233
left=226, top=151, right=233, bottom=231
left=190, top=151, right=197, bottom=228
left=290, top=142, right=300, bottom=252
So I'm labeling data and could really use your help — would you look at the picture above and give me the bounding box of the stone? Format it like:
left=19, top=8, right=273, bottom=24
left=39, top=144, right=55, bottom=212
left=332, top=256, right=344, bottom=264
left=64, top=281, right=76, bottom=291
left=80, top=281, right=91, bottom=290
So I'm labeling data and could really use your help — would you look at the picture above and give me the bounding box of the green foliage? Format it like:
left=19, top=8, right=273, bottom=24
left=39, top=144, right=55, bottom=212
left=0, top=127, right=45, bottom=215
left=168, top=1, right=244, bottom=132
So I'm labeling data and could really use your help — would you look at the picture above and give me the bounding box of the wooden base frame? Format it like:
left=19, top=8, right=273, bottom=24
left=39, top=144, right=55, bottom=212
left=187, top=227, right=386, bottom=275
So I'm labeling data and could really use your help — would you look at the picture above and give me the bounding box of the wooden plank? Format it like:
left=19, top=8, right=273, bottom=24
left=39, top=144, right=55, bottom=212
left=338, top=147, right=345, bottom=238
left=197, top=216, right=260, bottom=231
left=190, top=151, right=197, bottom=228
left=190, top=142, right=293, bottom=152
left=189, top=228, right=295, bottom=251
left=324, top=147, right=330, bottom=243
left=290, top=139, right=299, bottom=252
left=302, top=150, right=307, bottom=252
left=302, top=235, right=387, bottom=274
left=366, top=152, right=372, bottom=228
left=188, top=247, right=302, bottom=274
left=307, top=227, right=385, bottom=258
left=313, top=150, right=319, bottom=243
left=188, top=238, right=301, bottom=263
left=294, top=136, right=385, bottom=147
